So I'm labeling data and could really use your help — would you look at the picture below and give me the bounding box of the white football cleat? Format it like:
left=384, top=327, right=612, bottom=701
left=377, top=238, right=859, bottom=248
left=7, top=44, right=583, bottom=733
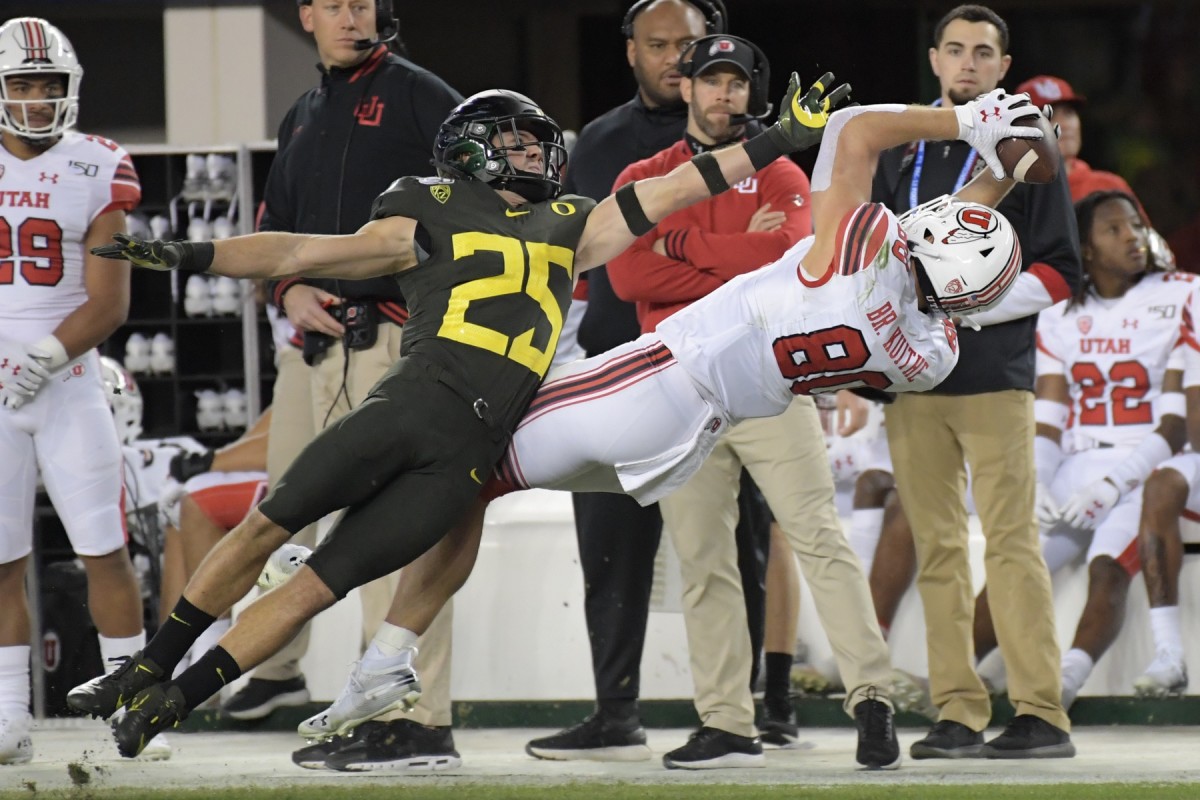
left=210, top=276, right=242, bottom=316
left=149, top=333, right=175, bottom=375
left=0, top=712, right=32, bottom=765
left=1133, top=650, right=1188, bottom=698
left=124, top=332, right=150, bottom=374
left=222, top=388, right=247, bottom=429
left=258, top=544, right=312, bottom=590
left=298, top=648, right=422, bottom=741
left=184, top=274, right=214, bottom=318
left=194, top=389, right=225, bottom=432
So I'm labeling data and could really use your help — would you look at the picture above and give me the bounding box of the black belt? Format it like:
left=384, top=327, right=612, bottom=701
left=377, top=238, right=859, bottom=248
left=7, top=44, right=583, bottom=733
left=1184, top=543, right=1200, bottom=555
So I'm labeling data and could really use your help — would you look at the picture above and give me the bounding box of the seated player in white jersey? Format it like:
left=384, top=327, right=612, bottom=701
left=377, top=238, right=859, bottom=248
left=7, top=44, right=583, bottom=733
left=972, top=190, right=1196, bottom=708
left=0, top=17, right=150, bottom=766
left=275, top=89, right=1049, bottom=747
left=1129, top=305, right=1200, bottom=699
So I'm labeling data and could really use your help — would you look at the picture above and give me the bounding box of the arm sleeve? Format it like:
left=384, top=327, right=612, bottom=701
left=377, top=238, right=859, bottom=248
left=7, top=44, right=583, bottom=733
left=968, top=176, right=1081, bottom=327
left=677, top=161, right=813, bottom=279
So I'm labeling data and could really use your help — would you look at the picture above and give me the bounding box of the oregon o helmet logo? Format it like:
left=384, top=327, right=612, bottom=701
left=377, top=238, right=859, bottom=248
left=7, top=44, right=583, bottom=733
left=551, top=201, right=576, bottom=216
left=957, top=207, right=997, bottom=233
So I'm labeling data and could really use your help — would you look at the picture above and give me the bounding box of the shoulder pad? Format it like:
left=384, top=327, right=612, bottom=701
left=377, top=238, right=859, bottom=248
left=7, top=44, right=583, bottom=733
left=417, top=177, right=455, bottom=186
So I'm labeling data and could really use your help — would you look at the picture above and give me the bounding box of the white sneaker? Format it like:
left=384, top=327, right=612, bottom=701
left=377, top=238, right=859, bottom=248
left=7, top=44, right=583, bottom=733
left=258, top=544, right=312, bottom=590
left=136, top=733, right=172, bottom=761
left=1133, top=650, right=1188, bottom=698
left=298, top=650, right=422, bottom=740
left=889, top=668, right=938, bottom=721
left=0, top=713, right=32, bottom=765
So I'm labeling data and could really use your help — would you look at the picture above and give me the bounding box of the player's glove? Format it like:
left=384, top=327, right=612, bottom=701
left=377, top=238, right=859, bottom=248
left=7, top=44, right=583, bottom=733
left=954, top=88, right=1044, bottom=179
left=92, top=233, right=213, bottom=273
left=157, top=479, right=188, bottom=530
left=1058, top=477, right=1120, bottom=531
left=1035, top=481, right=1061, bottom=528
left=170, top=449, right=216, bottom=482
left=744, top=71, right=852, bottom=169
left=0, top=339, right=55, bottom=410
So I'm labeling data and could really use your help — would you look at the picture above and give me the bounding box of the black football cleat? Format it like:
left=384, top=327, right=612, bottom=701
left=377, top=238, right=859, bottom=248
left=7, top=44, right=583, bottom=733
left=67, top=651, right=166, bottom=720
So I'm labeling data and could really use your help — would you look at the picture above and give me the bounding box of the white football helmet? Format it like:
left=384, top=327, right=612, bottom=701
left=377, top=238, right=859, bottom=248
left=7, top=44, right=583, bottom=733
left=99, top=355, right=143, bottom=444
left=0, top=18, right=83, bottom=141
left=900, top=196, right=1022, bottom=318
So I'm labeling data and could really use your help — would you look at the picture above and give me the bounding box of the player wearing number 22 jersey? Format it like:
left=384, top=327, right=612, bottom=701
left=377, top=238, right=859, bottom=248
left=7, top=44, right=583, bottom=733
left=495, top=202, right=960, bottom=505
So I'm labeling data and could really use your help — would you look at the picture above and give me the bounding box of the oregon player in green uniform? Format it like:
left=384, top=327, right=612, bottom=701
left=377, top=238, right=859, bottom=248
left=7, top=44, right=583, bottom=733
left=69, top=76, right=854, bottom=756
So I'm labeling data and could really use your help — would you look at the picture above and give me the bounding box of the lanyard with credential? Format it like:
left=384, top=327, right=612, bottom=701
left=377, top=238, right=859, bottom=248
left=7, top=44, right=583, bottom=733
left=908, top=99, right=979, bottom=209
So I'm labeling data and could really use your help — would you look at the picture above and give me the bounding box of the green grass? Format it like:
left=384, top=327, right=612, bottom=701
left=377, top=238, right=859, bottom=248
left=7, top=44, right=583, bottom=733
left=3, top=785, right=1199, bottom=800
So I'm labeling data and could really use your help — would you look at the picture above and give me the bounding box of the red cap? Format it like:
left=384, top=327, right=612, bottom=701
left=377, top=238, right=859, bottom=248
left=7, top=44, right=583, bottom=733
left=1015, top=75, right=1086, bottom=109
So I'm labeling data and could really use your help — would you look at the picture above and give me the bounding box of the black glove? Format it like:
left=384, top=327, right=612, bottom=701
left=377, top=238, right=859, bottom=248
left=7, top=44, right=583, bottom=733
left=92, top=233, right=213, bottom=273
left=170, top=449, right=215, bottom=482
left=766, top=71, right=853, bottom=153
left=745, top=71, right=852, bottom=169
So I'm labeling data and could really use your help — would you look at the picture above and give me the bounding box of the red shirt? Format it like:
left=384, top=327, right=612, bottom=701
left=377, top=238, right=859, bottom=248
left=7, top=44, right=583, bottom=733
left=607, top=139, right=812, bottom=333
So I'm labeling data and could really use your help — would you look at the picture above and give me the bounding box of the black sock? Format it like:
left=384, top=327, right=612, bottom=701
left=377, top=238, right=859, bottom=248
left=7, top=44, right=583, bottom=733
left=764, top=651, right=793, bottom=713
left=173, top=645, right=242, bottom=711
left=143, top=596, right=216, bottom=673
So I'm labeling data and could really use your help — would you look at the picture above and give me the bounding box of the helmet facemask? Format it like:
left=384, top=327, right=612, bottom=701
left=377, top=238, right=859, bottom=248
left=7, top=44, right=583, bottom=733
left=0, top=18, right=83, bottom=143
left=900, top=196, right=1022, bottom=322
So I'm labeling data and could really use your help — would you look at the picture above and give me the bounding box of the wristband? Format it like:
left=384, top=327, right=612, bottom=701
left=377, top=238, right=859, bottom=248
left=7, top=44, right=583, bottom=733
left=31, top=335, right=69, bottom=371
left=691, top=151, right=730, bottom=195
left=743, top=126, right=788, bottom=171
left=1155, top=391, right=1186, bottom=420
left=175, top=241, right=215, bottom=273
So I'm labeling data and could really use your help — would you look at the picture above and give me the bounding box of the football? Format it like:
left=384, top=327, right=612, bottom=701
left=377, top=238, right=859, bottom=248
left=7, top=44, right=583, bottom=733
left=995, top=109, right=1061, bottom=183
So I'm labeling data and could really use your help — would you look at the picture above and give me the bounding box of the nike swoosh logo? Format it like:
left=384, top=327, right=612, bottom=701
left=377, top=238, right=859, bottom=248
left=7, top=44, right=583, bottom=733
left=169, top=613, right=191, bottom=627
left=505, top=208, right=530, bottom=217
left=470, top=468, right=482, bottom=484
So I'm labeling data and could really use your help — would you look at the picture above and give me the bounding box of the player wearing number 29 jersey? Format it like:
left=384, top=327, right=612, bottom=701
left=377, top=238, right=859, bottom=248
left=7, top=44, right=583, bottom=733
left=0, top=131, right=139, bottom=338
left=496, top=202, right=961, bottom=504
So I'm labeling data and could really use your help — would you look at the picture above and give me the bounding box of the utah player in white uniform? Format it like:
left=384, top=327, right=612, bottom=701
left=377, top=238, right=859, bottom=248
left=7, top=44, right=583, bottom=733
left=291, top=90, right=1045, bottom=758
left=972, top=189, right=1194, bottom=708
left=0, top=18, right=147, bottom=764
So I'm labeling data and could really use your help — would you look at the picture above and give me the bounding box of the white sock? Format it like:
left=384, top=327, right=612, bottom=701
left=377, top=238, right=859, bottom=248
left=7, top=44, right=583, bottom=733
left=1061, top=647, right=1094, bottom=695
left=364, top=623, right=418, bottom=664
left=98, top=631, right=146, bottom=673
left=1149, top=606, right=1184, bottom=659
left=0, top=646, right=30, bottom=717
left=848, top=508, right=885, bottom=576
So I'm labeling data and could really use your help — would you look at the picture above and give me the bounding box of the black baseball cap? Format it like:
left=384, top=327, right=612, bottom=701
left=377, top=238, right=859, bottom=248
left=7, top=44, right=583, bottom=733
left=686, top=36, right=754, bottom=80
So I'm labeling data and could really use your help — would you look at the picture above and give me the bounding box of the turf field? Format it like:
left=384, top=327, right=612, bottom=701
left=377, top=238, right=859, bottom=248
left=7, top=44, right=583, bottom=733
left=4, top=785, right=1200, bottom=800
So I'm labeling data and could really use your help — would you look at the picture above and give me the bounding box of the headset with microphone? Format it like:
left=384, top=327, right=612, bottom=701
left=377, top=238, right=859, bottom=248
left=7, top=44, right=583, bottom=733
left=678, top=34, right=773, bottom=124
left=621, top=0, right=728, bottom=37
left=295, top=0, right=399, bottom=51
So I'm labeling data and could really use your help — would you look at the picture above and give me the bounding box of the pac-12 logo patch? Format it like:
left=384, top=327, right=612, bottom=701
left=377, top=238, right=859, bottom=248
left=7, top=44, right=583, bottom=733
left=429, top=184, right=451, bottom=204
left=1077, top=316, right=1092, bottom=335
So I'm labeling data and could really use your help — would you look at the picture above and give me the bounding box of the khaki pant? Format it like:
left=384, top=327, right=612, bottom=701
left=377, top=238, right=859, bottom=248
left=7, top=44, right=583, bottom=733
left=659, top=397, right=892, bottom=737
left=252, top=329, right=454, bottom=725
left=885, top=390, right=1068, bottom=732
